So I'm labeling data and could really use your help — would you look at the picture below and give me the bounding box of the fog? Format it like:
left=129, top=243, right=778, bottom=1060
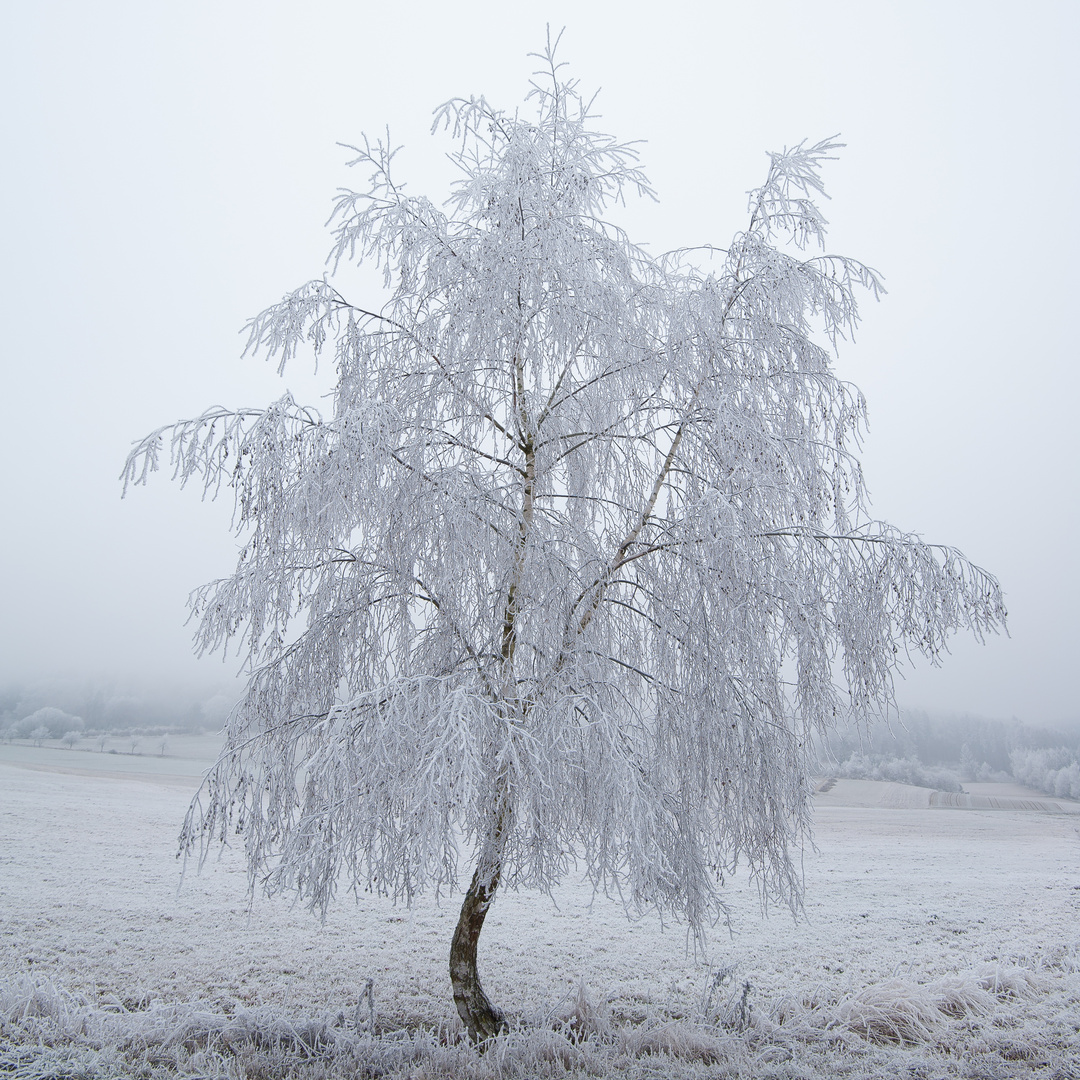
left=2, top=1, right=1076, bottom=725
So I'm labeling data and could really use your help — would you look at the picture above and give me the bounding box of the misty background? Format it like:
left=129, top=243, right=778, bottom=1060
left=1, top=2, right=1077, bottom=747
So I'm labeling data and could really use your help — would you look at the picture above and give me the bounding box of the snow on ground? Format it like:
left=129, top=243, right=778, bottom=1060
left=1, top=739, right=1079, bottom=1077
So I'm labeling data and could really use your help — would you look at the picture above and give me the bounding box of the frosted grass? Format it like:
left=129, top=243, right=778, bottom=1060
left=2, top=747, right=1077, bottom=1076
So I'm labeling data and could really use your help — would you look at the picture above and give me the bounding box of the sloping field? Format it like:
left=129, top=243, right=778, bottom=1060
left=0, top=738, right=220, bottom=788
left=2, top=744, right=1079, bottom=1078
left=815, top=776, right=1080, bottom=814
left=815, top=778, right=935, bottom=808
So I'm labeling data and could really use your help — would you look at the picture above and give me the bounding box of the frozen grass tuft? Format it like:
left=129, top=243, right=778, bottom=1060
left=617, top=1019, right=736, bottom=1065
left=929, top=974, right=996, bottom=1019
left=539, top=978, right=613, bottom=1042
left=3, top=962, right=1078, bottom=1080
left=974, top=963, right=1044, bottom=999
left=833, top=977, right=945, bottom=1044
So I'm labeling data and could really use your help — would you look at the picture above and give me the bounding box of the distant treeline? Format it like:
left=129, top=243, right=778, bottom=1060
left=817, top=710, right=1080, bottom=799
left=5, top=678, right=1078, bottom=800
left=0, top=677, right=237, bottom=741
left=1010, top=747, right=1080, bottom=800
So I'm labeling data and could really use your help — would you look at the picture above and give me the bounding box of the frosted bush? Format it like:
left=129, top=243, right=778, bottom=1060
left=1054, top=763, right=1080, bottom=798
left=10, top=706, right=83, bottom=740
left=831, top=751, right=961, bottom=791
left=972, top=760, right=1011, bottom=783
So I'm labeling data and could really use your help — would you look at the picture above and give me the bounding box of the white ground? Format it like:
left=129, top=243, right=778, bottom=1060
left=2, top=737, right=1079, bottom=1078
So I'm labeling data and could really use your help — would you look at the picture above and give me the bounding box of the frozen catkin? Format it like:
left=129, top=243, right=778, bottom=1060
left=124, top=35, right=1004, bottom=1037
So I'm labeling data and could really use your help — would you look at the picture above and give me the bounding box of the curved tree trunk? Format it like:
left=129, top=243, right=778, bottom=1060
left=449, top=852, right=507, bottom=1041
left=453, top=388, right=529, bottom=1042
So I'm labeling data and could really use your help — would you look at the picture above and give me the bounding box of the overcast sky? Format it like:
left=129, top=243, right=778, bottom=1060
left=1, top=1, right=1076, bottom=726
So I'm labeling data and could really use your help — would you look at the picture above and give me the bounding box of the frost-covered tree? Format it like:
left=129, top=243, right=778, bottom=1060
left=124, top=42, right=1004, bottom=1039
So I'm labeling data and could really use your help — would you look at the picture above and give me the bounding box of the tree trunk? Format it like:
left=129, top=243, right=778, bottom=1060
left=450, top=853, right=507, bottom=1041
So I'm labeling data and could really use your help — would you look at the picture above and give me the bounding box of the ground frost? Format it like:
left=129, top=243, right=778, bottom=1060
left=2, top=747, right=1079, bottom=1077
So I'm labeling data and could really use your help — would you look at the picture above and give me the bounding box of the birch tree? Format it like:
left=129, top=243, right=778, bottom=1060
left=124, top=42, right=1005, bottom=1039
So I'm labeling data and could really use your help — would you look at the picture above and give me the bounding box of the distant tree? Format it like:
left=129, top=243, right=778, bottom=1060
left=0, top=683, right=22, bottom=722
left=105, top=696, right=142, bottom=730
left=62, top=729, right=81, bottom=750
left=125, top=41, right=1005, bottom=1039
left=30, top=726, right=49, bottom=748
left=198, top=693, right=234, bottom=731
left=959, top=742, right=978, bottom=782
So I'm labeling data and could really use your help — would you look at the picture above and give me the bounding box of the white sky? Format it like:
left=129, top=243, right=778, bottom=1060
left=1, top=1, right=1077, bottom=725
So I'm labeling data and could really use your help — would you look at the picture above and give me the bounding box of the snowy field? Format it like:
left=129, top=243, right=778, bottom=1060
left=2, top=738, right=1079, bottom=1078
